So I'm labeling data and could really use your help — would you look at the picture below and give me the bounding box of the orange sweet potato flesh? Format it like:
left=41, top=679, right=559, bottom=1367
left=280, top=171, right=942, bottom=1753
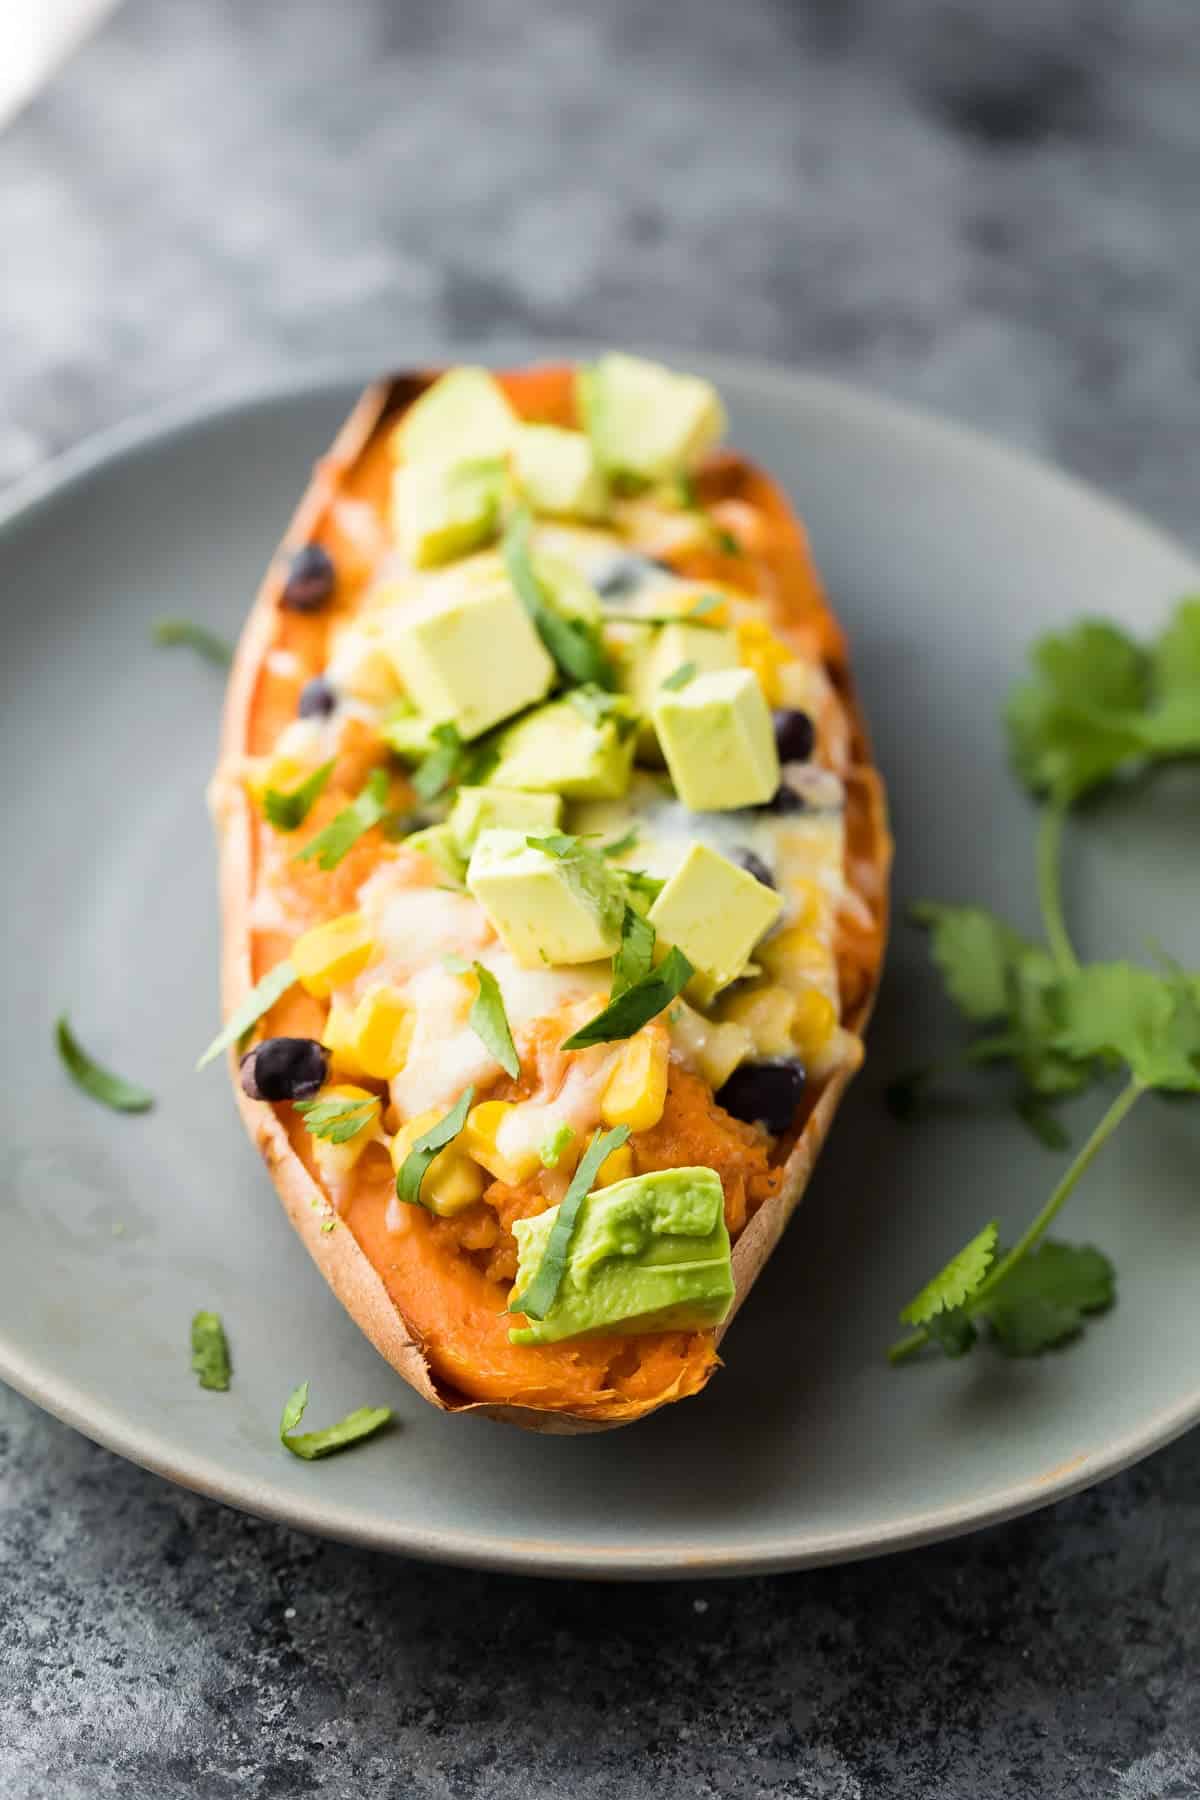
left=211, top=364, right=891, bottom=1431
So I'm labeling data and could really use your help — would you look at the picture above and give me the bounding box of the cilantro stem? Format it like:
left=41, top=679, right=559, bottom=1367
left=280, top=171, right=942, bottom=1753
left=888, top=1074, right=1143, bottom=1363
left=1037, top=797, right=1079, bottom=975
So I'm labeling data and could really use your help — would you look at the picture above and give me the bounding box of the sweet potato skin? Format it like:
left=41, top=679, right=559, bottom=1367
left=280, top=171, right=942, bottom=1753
left=211, top=366, right=891, bottom=1433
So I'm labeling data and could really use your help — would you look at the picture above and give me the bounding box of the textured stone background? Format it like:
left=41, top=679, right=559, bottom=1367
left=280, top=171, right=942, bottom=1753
left=3, top=1, right=1200, bottom=1795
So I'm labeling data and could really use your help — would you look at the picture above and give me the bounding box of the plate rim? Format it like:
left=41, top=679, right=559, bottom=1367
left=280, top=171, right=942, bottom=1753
left=4, top=347, right=1200, bottom=1579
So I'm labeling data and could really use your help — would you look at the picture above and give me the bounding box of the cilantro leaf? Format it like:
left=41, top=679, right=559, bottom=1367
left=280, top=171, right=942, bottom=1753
left=661, top=660, right=697, bottom=692
left=294, top=1094, right=380, bottom=1145
left=539, top=1123, right=575, bottom=1168
left=602, top=828, right=639, bottom=859
left=899, top=1222, right=998, bottom=1328
left=263, top=759, right=334, bottom=831
left=55, top=1015, right=155, bottom=1113
left=279, top=1380, right=392, bottom=1461
left=561, top=946, right=693, bottom=1049
left=153, top=618, right=233, bottom=667
left=509, top=1125, right=631, bottom=1321
left=911, top=902, right=1029, bottom=1023
left=196, top=958, right=297, bottom=1070
left=611, top=905, right=656, bottom=998
left=1053, top=963, right=1200, bottom=1091
left=190, top=1311, right=231, bottom=1391
left=394, top=1087, right=475, bottom=1207
left=503, top=508, right=614, bottom=688
left=980, top=1241, right=1116, bottom=1355
left=467, top=964, right=520, bottom=1079
left=295, top=768, right=390, bottom=870
left=411, top=723, right=466, bottom=802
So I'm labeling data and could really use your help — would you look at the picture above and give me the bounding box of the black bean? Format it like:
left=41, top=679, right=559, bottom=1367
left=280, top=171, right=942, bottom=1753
left=734, top=848, right=774, bottom=888
left=592, top=554, right=672, bottom=599
left=298, top=675, right=338, bottom=718
left=240, top=1037, right=329, bottom=1102
left=773, top=708, right=816, bottom=763
left=281, top=543, right=336, bottom=612
left=716, top=1058, right=806, bottom=1134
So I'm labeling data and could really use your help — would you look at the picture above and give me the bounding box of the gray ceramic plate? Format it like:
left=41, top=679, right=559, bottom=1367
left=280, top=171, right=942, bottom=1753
left=3, top=351, right=1199, bottom=1578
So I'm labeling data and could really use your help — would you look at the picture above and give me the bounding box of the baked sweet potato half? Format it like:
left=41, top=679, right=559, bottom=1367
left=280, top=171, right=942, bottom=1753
left=209, top=356, right=891, bottom=1432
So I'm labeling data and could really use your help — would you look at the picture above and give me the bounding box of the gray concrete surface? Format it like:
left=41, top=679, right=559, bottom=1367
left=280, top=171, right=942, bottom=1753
left=3, top=1, right=1200, bottom=1794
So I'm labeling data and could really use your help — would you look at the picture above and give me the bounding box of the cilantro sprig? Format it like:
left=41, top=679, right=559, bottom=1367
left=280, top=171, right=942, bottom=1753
left=509, top=1125, right=631, bottom=1321
left=55, top=1015, right=155, bottom=1113
left=394, top=1087, right=476, bottom=1207
left=191, top=1312, right=232, bottom=1391
left=263, top=759, right=334, bottom=831
left=278, top=1380, right=392, bottom=1461
left=503, top=508, right=614, bottom=689
left=890, top=595, right=1200, bottom=1367
left=295, top=1093, right=380, bottom=1144
left=295, top=768, right=390, bottom=870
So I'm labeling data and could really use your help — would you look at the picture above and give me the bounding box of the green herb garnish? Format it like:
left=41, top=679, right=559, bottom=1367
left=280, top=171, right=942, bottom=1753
left=503, top=508, right=614, bottom=689
left=190, top=1311, right=232, bottom=1391
left=394, top=1086, right=476, bottom=1207
left=152, top=618, right=233, bottom=666
left=294, top=1093, right=380, bottom=1144
left=55, top=1015, right=154, bottom=1113
left=602, top=828, right=639, bottom=859
left=467, top=964, right=519, bottom=1079
left=611, top=905, right=656, bottom=997
left=661, top=660, right=697, bottom=691
left=509, top=1125, right=631, bottom=1321
left=196, top=958, right=297, bottom=1070
left=263, top=759, right=335, bottom=832
left=295, top=768, right=390, bottom=870
left=278, top=1380, right=392, bottom=1461
left=567, top=685, right=639, bottom=738
left=600, top=594, right=723, bottom=629
left=411, top=722, right=466, bottom=802
left=562, top=946, right=693, bottom=1049
left=539, top=1123, right=575, bottom=1168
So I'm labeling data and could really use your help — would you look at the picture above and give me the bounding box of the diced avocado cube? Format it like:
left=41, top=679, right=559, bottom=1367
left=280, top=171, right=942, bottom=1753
left=508, top=1166, right=734, bottom=1345
left=379, top=699, right=441, bottom=760
left=392, top=458, right=506, bottom=568
left=649, top=841, right=782, bottom=1005
left=513, top=424, right=608, bottom=521
left=449, top=786, right=563, bottom=854
left=407, top=822, right=467, bottom=888
left=619, top=621, right=739, bottom=758
left=577, top=354, right=726, bottom=488
left=384, top=571, right=555, bottom=741
left=390, top=367, right=517, bottom=463
left=487, top=695, right=638, bottom=800
left=653, top=667, right=780, bottom=811
left=467, top=828, right=626, bottom=968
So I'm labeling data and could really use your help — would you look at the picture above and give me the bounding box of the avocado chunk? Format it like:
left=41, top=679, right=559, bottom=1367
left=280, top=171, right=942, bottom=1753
left=384, top=566, right=555, bottom=741
left=514, top=424, right=608, bottom=521
left=649, top=841, right=782, bottom=1005
left=449, top=786, right=563, bottom=854
left=487, top=694, right=639, bottom=800
left=509, top=1165, right=734, bottom=1345
left=390, top=367, right=517, bottom=464
left=654, top=667, right=780, bottom=811
left=392, top=457, right=506, bottom=568
left=619, top=620, right=739, bottom=758
left=406, top=821, right=467, bottom=888
left=466, top=828, right=626, bottom=968
left=577, top=354, right=726, bottom=488
left=379, top=698, right=441, bottom=760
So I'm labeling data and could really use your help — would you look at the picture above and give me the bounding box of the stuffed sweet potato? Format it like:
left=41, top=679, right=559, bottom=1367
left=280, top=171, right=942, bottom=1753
left=208, top=356, right=891, bottom=1432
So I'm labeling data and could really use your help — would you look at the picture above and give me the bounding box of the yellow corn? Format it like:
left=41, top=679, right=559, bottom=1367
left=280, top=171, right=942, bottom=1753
left=245, top=753, right=310, bottom=807
left=668, top=1002, right=753, bottom=1091
left=348, top=984, right=411, bottom=1081
left=390, top=1108, right=485, bottom=1217
left=308, top=1083, right=381, bottom=1182
left=596, top=1142, right=634, bottom=1187
left=600, top=1031, right=669, bottom=1133
left=323, top=995, right=366, bottom=1080
left=719, top=984, right=797, bottom=1057
left=462, top=1101, right=541, bottom=1187
left=791, top=988, right=838, bottom=1064
left=292, top=913, right=375, bottom=999
left=758, top=923, right=831, bottom=986
left=735, top=618, right=791, bottom=707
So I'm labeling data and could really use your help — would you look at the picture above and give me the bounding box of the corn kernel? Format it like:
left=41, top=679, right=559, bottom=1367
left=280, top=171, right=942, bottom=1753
left=735, top=618, right=790, bottom=707
left=308, top=1082, right=381, bottom=1183
left=323, top=995, right=368, bottom=1080
left=462, top=1101, right=541, bottom=1187
left=390, top=1108, right=485, bottom=1217
left=758, top=923, right=831, bottom=985
left=667, top=1001, right=753, bottom=1091
left=292, top=913, right=375, bottom=999
left=600, top=1031, right=669, bottom=1132
left=596, top=1142, right=634, bottom=1187
left=349, top=984, right=411, bottom=1081
left=719, top=985, right=797, bottom=1057
left=791, top=987, right=838, bottom=1064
